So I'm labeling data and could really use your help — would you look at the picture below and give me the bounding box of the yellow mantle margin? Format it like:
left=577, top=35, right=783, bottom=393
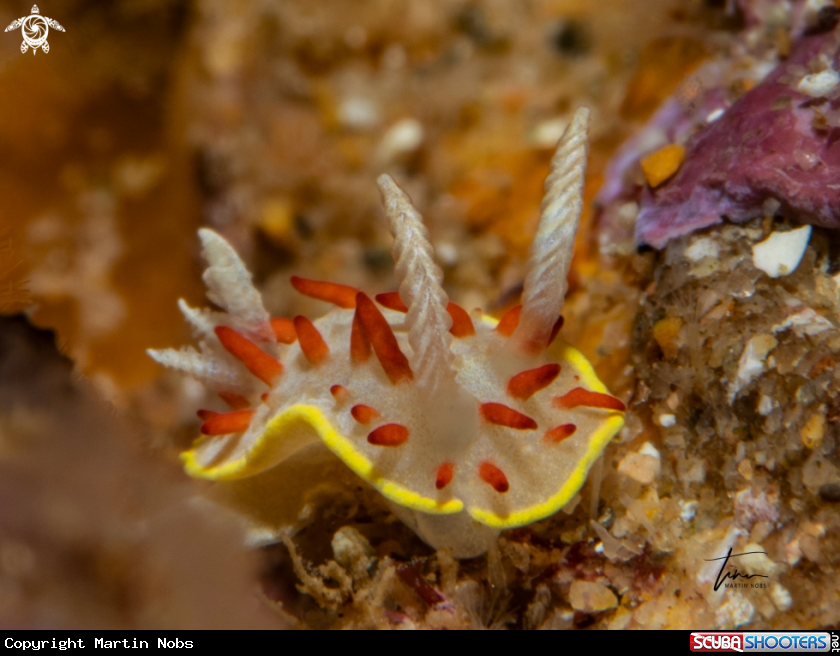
left=182, top=334, right=624, bottom=529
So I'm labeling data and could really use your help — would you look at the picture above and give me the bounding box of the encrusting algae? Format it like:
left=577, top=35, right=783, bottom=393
left=148, top=108, right=625, bottom=558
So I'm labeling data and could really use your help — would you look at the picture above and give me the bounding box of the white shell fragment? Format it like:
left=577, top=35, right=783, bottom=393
left=685, top=237, right=719, bottom=262
left=679, top=500, right=698, bottom=522
left=757, top=394, right=776, bottom=416
left=715, top=593, right=755, bottom=628
left=770, top=583, right=793, bottom=612
left=705, top=108, right=725, bottom=123
left=751, top=225, right=811, bottom=278
left=658, top=413, right=676, bottom=427
left=797, top=67, right=840, bottom=97
left=772, top=307, right=834, bottom=336
left=728, top=334, right=778, bottom=402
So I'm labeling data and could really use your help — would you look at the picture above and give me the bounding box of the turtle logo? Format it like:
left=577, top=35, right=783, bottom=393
left=4, top=5, right=64, bottom=55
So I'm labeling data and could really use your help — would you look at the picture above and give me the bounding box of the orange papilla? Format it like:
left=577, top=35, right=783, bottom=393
left=270, top=317, right=297, bottom=344
left=355, top=292, right=413, bottom=384
left=553, top=387, right=627, bottom=412
left=507, top=363, right=561, bottom=400
left=375, top=291, right=408, bottom=312
left=367, top=423, right=410, bottom=446
left=351, top=404, right=380, bottom=424
left=435, top=463, right=454, bottom=490
left=200, top=409, right=256, bottom=435
left=294, top=315, right=330, bottom=365
left=290, top=276, right=358, bottom=309
left=478, top=462, right=509, bottom=493
left=214, top=326, right=283, bottom=386
left=350, top=307, right=372, bottom=363
left=547, top=315, right=564, bottom=347
left=218, top=392, right=250, bottom=410
left=196, top=409, right=219, bottom=421
left=495, top=305, right=522, bottom=336
left=330, top=384, right=350, bottom=402
left=480, top=402, right=537, bottom=430
left=446, top=302, right=475, bottom=337
left=544, top=423, right=577, bottom=443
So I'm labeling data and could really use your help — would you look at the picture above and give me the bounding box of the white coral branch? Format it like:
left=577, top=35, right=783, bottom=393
left=377, top=175, right=454, bottom=396
left=514, top=107, right=589, bottom=352
left=198, top=228, right=273, bottom=342
left=147, top=346, right=250, bottom=392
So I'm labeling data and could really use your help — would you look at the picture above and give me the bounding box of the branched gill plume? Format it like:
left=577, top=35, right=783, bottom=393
left=515, top=107, right=589, bottom=352
left=377, top=174, right=454, bottom=398
left=198, top=228, right=274, bottom=343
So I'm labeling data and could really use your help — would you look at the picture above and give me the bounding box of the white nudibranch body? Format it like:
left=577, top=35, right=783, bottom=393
left=148, top=107, right=625, bottom=557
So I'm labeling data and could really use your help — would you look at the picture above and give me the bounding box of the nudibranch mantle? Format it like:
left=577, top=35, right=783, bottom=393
left=148, top=108, right=625, bottom=558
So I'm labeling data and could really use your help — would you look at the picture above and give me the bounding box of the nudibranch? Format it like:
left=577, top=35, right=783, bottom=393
left=148, top=107, right=625, bottom=557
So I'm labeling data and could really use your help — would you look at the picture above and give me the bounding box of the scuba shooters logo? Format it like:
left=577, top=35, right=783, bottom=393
left=690, top=633, right=833, bottom=653
left=691, top=635, right=744, bottom=652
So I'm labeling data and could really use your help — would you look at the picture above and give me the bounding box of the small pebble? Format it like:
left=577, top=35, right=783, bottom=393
left=616, top=202, right=639, bottom=228
left=706, top=108, right=725, bottom=122
left=786, top=537, right=802, bottom=566
left=640, top=442, right=660, bottom=459
left=770, top=583, right=792, bottom=612
left=800, top=411, right=826, bottom=449
left=757, top=394, right=775, bottom=416
left=679, top=500, right=698, bottom=522
left=568, top=580, right=618, bottom=613
left=715, top=593, right=755, bottom=628
left=798, top=67, right=840, bottom=97
left=728, top=334, right=778, bottom=402
left=685, top=237, right=719, bottom=262
left=652, top=316, right=683, bottom=359
left=332, top=526, right=374, bottom=579
left=772, top=308, right=833, bottom=336
left=658, top=413, right=676, bottom=427
left=737, top=458, right=753, bottom=481
left=617, top=442, right=661, bottom=485
left=640, top=144, right=685, bottom=188
left=376, top=118, right=424, bottom=163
